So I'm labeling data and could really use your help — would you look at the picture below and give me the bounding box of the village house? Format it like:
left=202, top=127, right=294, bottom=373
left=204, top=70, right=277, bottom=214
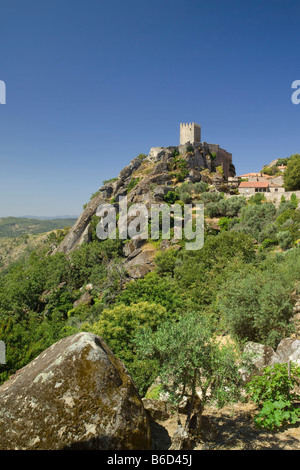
left=238, top=180, right=285, bottom=196
left=277, top=165, right=287, bottom=172
left=239, top=172, right=270, bottom=181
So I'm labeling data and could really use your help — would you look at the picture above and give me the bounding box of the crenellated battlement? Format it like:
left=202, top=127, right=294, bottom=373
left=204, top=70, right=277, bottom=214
left=180, top=122, right=201, bottom=145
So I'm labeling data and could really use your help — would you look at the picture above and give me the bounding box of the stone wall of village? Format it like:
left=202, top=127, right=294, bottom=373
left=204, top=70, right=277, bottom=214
left=263, top=190, right=300, bottom=205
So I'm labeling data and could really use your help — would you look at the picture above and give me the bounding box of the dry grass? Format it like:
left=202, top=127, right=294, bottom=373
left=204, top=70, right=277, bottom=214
left=151, top=402, right=300, bottom=450
left=0, top=232, right=51, bottom=271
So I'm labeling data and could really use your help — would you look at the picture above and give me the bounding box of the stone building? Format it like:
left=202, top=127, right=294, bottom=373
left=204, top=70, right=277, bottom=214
left=205, top=142, right=234, bottom=179
left=239, top=172, right=270, bottom=181
left=147, top=123, right=235, bottom=179
left=238, top=181, right=285, bottom=196
left=179, top=123, right=201, bottom=145
left=179, top=123, right=234, bottom=178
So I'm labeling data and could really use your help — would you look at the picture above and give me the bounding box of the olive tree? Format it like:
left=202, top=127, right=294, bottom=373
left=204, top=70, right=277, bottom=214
left=135, top=313, right=244, bottom=432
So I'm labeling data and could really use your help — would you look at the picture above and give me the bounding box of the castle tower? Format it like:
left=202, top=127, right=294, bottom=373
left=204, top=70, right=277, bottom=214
left=180, top=122, right=201, bottom=145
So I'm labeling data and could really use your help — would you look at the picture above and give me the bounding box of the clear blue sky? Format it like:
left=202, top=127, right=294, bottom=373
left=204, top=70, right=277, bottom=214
left=0, top=0, right=299, bottom=217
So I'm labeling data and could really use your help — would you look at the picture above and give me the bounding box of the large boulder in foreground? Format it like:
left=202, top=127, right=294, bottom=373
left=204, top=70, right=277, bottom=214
left=0, top=332, right=151, bottom=450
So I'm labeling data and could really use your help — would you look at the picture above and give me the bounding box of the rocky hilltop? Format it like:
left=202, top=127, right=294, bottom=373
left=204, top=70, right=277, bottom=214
left=54, top=142, right=236, bottom=277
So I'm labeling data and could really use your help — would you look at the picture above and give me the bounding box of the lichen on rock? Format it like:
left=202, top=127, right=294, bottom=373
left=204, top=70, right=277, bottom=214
left=0, top=332, right=151, bottom=450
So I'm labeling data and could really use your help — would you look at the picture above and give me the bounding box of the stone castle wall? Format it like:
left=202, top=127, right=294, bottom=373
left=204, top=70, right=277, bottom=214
left=148, top=124, right=234, bottom=179
left=180, top=123, right=201, bottom=145
left=206, top=143, right=233, bottom=179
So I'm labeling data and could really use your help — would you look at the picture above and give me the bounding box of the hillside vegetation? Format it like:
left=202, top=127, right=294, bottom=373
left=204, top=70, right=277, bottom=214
left=0, top=217, right=77, bottom=238
left=0, top=149, right=300, bottom=446
left=0, top=228, right=71, bottom=272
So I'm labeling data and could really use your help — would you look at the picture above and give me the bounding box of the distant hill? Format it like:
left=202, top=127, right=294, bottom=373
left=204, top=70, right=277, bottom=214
left=0, top=232, right=53, bottom=272
left=21, top=215, right=79, bottom=220
left=0, top=217, right=77, bottom=238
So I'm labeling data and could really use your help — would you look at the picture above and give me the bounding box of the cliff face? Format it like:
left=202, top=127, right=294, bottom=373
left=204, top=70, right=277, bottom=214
left=55, top=142, right=234, bottom=257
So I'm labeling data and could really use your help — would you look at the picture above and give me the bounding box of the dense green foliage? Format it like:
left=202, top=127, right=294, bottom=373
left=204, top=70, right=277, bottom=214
left=136, top=312, right=244, bottom=423
left=246, top=363, right=300, bottom=430
left=204, top=195, right=246, bottom=218
left=0, top=175, right=300, bottom=416
left=0, top=238, right=124, bottom=383
left=217, top=251, right=300, bottom=348
left=169, top=156, right=189, bottom=182
left=126, top=177, right=141, bottom=193
left=284, top=154, right=300, bottom=191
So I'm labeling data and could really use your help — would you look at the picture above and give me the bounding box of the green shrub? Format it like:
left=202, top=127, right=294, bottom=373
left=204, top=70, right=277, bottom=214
left=290, top=193, right=299, bottom=208
left=248, top=193, right=266, bottom=205
left=136, top=153, right=147, bottom=161
left=276, top=230, right=293, bottom=250
left=145, top=384, right=164, bottom=400
left=126, top=177, right=141, bottom=193
left=254, top=401, right=300, bottom=430
left=116, top=272, right=184, bottom=315
left=193, top=181, right=209, bottom=193
left=86, top=301, right=168, bottom=359
left=169, top=157, right=189, bottom=182
left=218, top=217, right=230, bottom=231
left=90, top=190, right=101, bottom=200
left=218, top=262, right=295, bottom=348
left=136, top=312, right=243, bottom=425
left=284, top=154, right=300, bottom=191
left=262, top=165, right=279, bottom=176
left=155, top=248, right=179, bottom=277
left=260, top=238, right=277, bottom=250
left=102, top=177, right=118, bottom=185
left=198, top=191, right=224, bottom=204
left=204, top=196, right=246, bottom=218
left=174, top=232, right=255, bottom=309
left=276, top=158, right=290, bottom=166
left=246, top=363, right=300, bottom=430
left=172, top=148, right=180, bottom=158
left=83, top=301, right=170, bottom=394
left=164, top=191, right=179, bottom=204
left=233, top=202, right=277, bottom=242
left=180, top=192, right=192, bottom=204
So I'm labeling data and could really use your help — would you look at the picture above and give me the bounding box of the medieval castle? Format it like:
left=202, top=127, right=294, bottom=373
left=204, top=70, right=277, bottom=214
left=147, top=122, right=235, bottom=179
left=179, top=122, right=234, bottom=178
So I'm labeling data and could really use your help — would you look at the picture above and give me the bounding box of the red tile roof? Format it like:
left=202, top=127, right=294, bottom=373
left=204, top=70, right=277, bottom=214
left=239, top=172, right=262, bottom=177
left=239, top=181, right=269, bottom=188
left=239, top=173, right=272, bottom=178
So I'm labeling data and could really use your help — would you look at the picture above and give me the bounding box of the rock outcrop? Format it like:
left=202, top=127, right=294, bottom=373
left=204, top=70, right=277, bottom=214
left=142, top=398, right=170, bottom=421
left=240, top=342, right=276, bottom=382
left=53, top=143, right=233, bottom=277
left=53, top=193, right=106, bottom=255
left=242, top=338, right=300, bottom=382
left=0, top=332, right=151, bottom=450
left=269, top=338, right=300, bottom=367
